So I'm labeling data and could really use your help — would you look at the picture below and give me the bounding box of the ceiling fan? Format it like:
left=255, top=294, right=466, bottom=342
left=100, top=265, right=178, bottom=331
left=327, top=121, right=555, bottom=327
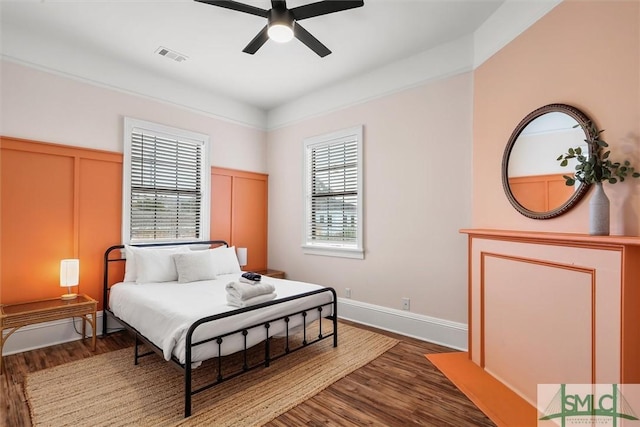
left=195, top=0, right=364, bottom=57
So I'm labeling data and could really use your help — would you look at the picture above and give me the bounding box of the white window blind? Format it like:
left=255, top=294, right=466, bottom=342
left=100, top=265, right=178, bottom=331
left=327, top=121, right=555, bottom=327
left=303, top=126, right=363, bottom=259
left=123, top=118, right=210, bottom=244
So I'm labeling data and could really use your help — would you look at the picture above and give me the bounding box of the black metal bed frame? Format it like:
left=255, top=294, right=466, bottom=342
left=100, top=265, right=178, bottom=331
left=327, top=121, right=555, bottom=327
left=102, top=240, right=338, bottom=418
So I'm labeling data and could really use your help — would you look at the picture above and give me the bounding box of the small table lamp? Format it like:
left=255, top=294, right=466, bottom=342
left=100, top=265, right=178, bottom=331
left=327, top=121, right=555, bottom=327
left=60, top=259, right=79, bottom=300
left=236, top=247, right=248, bottom=270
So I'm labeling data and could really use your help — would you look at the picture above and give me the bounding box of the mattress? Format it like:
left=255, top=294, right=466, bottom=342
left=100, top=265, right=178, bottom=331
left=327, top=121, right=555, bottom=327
left=108, top=274, right=333, bottom=365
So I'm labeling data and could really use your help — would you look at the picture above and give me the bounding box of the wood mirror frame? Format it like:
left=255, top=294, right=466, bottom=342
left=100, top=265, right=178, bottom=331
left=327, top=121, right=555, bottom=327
left=501, top=103, right=597, bottom=219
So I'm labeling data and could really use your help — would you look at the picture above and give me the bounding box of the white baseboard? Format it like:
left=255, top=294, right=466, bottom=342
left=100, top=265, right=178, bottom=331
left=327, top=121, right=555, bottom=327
left=2, top=302, right=468, bottom=356
left=1, top=311, right=115, bottom=356
left=337, top=298, right=468, bottom=351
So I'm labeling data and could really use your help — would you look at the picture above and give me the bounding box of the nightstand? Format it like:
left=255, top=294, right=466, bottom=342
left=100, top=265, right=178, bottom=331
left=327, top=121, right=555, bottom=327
left=255, top=269, right=285, bottom=279
left=0, top=294, right=97, bottom=373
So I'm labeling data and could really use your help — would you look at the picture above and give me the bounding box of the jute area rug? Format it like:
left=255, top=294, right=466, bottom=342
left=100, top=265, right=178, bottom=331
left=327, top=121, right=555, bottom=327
left=26, top=322, right=397, bottom=427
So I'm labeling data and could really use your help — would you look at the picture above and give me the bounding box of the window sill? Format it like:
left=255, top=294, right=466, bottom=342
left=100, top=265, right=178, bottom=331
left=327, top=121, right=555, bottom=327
left=302, top=245, right=364, bottom=259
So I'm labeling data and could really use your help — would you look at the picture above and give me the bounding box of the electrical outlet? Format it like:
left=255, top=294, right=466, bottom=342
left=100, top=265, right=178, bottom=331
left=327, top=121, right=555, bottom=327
left=402, top=297, right=410, bottom=311
left=345, top=288, right=351, bottom=298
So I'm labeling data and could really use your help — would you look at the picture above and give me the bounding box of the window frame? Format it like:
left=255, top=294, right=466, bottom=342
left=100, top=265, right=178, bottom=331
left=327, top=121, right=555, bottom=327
left=302, top=125, right=364, bottom=259
left=122, top=117, right=211, bottom=244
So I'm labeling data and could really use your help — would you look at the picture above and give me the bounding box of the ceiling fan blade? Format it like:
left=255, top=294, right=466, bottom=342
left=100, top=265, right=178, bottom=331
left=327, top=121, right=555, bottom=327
left=294, top=22, right=331, bottom=57
left=195, top=0, right=268, bottom=18
left=291, top=0, right=364, bottom=21
left=242, top=25, right=269, bottom=54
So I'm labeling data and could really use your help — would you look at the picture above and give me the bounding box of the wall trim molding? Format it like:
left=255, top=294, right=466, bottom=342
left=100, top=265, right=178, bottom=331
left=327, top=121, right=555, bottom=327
left=337, top=298, right=468, bottom=351
left=3, top=303, right=468, bottom=356
left=2, top=0, right=558, bottom=133
left=0, top=56, right=267, bottom=131
left=472, top=0, right=561, bottom=68
left=267, top=36, right=474, bottom=130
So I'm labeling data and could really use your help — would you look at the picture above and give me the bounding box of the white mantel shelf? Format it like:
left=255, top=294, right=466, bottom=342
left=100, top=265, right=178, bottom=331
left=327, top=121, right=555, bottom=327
left=460, top=228, right=640, bottom=247
left=460, top=228, right=640, bottom=407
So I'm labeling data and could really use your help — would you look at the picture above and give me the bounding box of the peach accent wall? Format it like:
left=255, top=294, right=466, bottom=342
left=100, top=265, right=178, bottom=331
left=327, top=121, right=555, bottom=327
left=267, top=73, right=473, bottom=323
left=0, top=137, right=268, bottom=308
left=473, top=1, right=640, bottom=235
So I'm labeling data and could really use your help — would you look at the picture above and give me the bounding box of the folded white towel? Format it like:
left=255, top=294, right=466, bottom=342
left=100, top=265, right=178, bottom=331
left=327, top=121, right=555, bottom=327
left=227, top=292, right=277, bottom=308
left=225, top=281, right=276, bottom=301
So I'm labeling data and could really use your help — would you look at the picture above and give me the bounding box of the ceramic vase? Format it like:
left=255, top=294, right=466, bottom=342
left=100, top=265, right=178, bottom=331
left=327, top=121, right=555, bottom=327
left=589, top=182, right=610, bottom=236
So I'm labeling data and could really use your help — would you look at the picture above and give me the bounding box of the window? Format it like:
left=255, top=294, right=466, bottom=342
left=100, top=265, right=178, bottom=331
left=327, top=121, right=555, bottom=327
left=122, top=118, right=210, bottom=244
left=303, top=125, right=363, bottom=259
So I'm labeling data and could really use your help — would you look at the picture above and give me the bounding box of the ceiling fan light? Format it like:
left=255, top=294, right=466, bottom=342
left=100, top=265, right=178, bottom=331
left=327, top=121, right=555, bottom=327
left=268, top=23, right=294, bottom=43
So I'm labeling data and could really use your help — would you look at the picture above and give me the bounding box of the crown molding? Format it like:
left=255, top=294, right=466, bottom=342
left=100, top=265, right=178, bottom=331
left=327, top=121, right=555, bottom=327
left=473, top=0, right=562, bottom=68
left=268, top=0, right=561, bottom=129
left=2, top=0, right=560, bottom=132
left=0, top=42, right=267, bottom=130
left=266, top=36, right=474, bottom=130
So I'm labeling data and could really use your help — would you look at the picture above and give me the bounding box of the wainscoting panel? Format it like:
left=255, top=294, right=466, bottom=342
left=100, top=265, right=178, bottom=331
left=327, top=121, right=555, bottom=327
left=1, top=137, right=121, bottom=307
left=1, top=137, right=269, bottom=311
left=211, top=167, right=268, bottom=272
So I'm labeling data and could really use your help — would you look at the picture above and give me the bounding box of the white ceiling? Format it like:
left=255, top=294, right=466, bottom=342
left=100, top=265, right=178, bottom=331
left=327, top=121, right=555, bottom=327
left=1, top=0, right=505, bottom=115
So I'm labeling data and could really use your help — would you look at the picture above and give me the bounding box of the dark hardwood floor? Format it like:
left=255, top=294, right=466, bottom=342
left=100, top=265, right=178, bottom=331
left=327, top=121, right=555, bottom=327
left=1, top=321, right=495, bottom=427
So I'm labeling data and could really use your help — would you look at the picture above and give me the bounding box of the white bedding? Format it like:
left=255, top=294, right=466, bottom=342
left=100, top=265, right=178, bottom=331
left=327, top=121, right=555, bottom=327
left=109, top=274, right=333, bottom=366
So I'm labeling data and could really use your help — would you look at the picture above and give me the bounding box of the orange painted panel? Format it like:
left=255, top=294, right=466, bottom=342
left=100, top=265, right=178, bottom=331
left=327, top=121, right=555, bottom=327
left=232, top=176, right=268, bottom=271
left=547, top=179, right=574, bottom=210
left=1, top=149, right=75, bottom=304
left=508, top=180, right=546, bottom=212
left=1, top=137, right=122, bottom=308
left=509, top=174, right=576, bottom=212
left=1, top=138, right=269, bottom=311
left=211, top=173, right=232, bottom=244
left=78, top=158, right=122, bottom=309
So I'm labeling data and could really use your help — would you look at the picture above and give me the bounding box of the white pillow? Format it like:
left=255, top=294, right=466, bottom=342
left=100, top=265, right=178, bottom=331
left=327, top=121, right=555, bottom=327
left=134, top=246, right=188, bottom=283
left=123, top=245, right=139, bottom=282
left=172, top=251, right=217, bottom=283
left=124, top=245, right=188, bottom=282
left=210, top=245, right=242, bottom=275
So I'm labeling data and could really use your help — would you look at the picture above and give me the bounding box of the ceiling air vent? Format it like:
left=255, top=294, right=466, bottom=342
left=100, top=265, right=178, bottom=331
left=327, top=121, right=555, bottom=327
left=155, top=46, right=187, bottom=63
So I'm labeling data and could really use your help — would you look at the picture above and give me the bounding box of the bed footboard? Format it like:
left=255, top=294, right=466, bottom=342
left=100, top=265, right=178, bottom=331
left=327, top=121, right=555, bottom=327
left=183, top=286, right=337, bottom=417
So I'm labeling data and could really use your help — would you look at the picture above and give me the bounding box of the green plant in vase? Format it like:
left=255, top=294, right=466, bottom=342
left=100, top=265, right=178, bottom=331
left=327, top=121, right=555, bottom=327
left=557, top=122, right=640, bottom=235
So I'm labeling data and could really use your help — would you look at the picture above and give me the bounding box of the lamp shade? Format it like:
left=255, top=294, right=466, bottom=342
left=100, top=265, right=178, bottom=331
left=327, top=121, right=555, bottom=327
left=60, top=259, right=79, bottom=287
left=60, top=259, right=79, bottom=300
left=236, top=247, right=248, bottom=268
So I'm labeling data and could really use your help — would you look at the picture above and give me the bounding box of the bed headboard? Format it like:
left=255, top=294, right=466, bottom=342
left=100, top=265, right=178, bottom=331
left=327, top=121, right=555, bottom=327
left=102, top=240, right=229, bottom=320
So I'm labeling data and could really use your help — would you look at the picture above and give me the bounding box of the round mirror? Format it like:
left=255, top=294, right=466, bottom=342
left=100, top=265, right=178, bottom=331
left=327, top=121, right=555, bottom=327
left=502, top=104, right=596, bottom=219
